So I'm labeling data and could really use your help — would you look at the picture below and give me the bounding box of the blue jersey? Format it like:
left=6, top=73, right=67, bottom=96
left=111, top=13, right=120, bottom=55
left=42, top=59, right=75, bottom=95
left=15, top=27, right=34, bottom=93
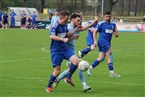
left=67, top=23, right=80, bottom=52
left=50, top=20, right=69, bottom=52
left=96, top=21, right=116, bottom=47
left=86, top=20, right=98, bottom=46
left=0, top=12, right=3, bottom=21
left=31, top=14, right=37, bottom=23
left=10, top=12, right=16, bottom=20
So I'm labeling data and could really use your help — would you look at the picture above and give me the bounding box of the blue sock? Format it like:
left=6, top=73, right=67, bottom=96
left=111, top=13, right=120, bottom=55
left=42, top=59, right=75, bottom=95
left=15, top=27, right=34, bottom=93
left=78, top=70, right=85, bottom=83
left=100, top=58, right=105, bottom=62
left=67, top=64, right=77, bottom=80
left=57, top=70, right=69, bottom=81
left=110, top=53, right=113, bottom=60
left=108, top=63, right=114, bottom=71
left=92, top=60, right=100, bottom=68
left=47, top=74, right=56, bottom=88
left=81, top=47, right=91, bottom=57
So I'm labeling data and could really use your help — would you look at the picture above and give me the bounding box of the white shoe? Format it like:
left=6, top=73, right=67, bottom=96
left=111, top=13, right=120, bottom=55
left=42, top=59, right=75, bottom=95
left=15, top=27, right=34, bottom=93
left=78, top=51, right=82, bottom=58
left=110, top=73, right=121, bottom=78
left=87, top=68, right=92, bottom=77
left=83, top=85, right=91, bottom=92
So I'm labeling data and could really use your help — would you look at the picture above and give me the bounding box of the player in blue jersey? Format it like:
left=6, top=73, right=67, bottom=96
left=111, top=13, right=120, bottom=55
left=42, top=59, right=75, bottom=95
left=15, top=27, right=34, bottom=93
left=0, top=12, right=3, bottom=28
left=45, top=10, right=83, bottom=92
left=53, top=13, right=98, bottom=92
left=87, top=11, right=121, bottom=78
left=78, top=15, right=100, bottom=58
left=10, top=9, right=16, bottom=28
left=31, top=11, right=37, bottom=29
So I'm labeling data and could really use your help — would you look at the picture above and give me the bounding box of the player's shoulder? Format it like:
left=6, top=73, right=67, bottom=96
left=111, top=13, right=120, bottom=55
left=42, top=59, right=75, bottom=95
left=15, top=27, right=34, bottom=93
left=51, top=20, right=59, bottom=28
left=98, top=21, right=105, bottom=26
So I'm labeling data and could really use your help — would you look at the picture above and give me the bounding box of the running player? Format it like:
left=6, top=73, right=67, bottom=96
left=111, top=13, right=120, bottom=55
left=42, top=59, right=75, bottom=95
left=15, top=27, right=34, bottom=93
left=87, top=11, right=121, bottom=78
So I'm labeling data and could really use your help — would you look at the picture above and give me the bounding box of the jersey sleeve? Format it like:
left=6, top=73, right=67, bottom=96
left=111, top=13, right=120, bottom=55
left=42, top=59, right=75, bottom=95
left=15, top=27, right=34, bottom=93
left=50, top=21, right=58, bottom=35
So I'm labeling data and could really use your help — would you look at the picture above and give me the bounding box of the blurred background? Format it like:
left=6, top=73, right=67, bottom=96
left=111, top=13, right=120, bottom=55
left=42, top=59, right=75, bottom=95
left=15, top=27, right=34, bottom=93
left=0, top=0, right=145, bottom=16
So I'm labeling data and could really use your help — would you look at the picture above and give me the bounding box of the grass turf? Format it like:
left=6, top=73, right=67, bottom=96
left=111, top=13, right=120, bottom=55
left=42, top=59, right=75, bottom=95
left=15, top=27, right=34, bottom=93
left=0, top=29, right=144, bottom=97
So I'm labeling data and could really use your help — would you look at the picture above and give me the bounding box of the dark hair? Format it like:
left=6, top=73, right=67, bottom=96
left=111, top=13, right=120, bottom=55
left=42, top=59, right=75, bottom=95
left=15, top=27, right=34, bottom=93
left=70, top=13, right=80, bottom=21
left=104, top=11, right=111, bottom=15
left=60, top=10, right=70, bottom=17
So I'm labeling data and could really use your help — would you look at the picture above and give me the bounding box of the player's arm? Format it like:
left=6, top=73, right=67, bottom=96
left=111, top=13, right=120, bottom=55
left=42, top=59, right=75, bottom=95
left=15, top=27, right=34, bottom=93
left=66, top=25, right=81, bottom=37
left=113, top=26, right=119, bottom=37
left=80, top=20, right=99, bottom=31
left=92, top=28, right=97, bottom=46
left=50, top=35, right=69, bottom=43
left=50, top=26, right=69, bottom=43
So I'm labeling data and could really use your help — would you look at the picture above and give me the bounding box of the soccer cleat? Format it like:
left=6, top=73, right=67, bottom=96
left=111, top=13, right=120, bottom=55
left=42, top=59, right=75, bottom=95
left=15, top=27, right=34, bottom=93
left=110, top=73, right=121, bottom=78
left=45, top=87, right=52, bottom=92
left=64, top=78, right=75, bottom=87
left=53, top=79, right=59, bottom=88
left=83, top=85, right=91, bottom=92
left=78, top=51, right=83, bottom=58
left=87, top=68, right=92, bottom=77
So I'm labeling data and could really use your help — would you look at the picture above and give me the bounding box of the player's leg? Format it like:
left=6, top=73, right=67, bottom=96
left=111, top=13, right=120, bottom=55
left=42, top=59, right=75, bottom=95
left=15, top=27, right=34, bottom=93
left=46, top=66, right=61, bottom=92
left=87, top=52, right=104, bottom=76
left=105, top=48, right=121, bottom=78
left=78, top=70, right=91, bottom=92
left=65, top=54, right=80, bottom=87
left=79, top=45, right=95, bottom=58
left=46, top=53, right=63, bottom=92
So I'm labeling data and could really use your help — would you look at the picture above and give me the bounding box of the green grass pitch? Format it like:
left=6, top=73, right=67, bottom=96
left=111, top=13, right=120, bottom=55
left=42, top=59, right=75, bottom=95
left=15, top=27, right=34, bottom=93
left=0, top=29, right=144, bottom=97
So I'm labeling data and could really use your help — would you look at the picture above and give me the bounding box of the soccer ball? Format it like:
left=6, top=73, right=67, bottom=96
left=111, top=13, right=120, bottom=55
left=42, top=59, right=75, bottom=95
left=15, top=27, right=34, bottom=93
left=78, top=60, right=90, bottom=72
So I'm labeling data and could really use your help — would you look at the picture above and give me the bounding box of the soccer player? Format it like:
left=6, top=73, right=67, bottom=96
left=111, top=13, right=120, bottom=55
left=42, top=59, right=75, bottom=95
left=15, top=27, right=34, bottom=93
left=2, top=11, right=8, bottom=29
left=78, top=15, right=100, bottom=58
left=87, top=11, right=121, bottom=78
left=45, top=10, right=82, bottom=92
left=51, top=9, right=59, bottom=24
left=53, top=13, right=98, bottom=92
left=31, top=11, right=37, bottom=29
left=0, top=12, right=3, bottom=28
left=20, top=11, right=27, bottom=29
left=9, top=9, right=16, bottom=28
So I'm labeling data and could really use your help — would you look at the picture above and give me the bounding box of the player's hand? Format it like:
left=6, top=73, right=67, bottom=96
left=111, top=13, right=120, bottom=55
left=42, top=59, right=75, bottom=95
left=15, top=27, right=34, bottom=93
left=62, top=38, right=69, bottom=43
left=73, top=35, right=79, bottom=39
left=115, top=33, right=119, bottom=37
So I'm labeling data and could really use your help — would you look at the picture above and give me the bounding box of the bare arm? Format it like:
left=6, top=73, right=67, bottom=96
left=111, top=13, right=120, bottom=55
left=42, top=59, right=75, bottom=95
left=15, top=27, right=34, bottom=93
left=114, top=26, right=119, bottom=37
left=92, top=29, right=97, bottom=46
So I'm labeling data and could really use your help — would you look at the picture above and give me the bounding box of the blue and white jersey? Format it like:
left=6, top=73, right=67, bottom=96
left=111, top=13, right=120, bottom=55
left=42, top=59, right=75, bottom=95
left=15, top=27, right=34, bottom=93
left=95, top=20, right=116, bottom=46
left=50, top=20, right=69, bottom=52
left=51, top=16, right=59, bottom=24
left=67, top=23, right=80, bottom=52
left=86, top=20, right=98, bottom=46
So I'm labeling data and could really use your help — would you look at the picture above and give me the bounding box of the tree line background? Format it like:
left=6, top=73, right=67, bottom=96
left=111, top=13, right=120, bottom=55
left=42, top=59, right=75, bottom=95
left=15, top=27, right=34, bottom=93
left=0, top=0, right=145, bottom=16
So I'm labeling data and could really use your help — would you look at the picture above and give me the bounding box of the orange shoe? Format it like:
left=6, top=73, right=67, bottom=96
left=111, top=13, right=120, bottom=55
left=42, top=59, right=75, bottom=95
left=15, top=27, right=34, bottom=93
left=45, top=87, right=52, bottom=92
left=64, top=78, right=75, bottom=87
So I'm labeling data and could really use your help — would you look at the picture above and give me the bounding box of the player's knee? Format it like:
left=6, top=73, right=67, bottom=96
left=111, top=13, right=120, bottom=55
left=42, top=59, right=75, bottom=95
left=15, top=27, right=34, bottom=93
left=72, top=59, right=80, bottom=66
left=53, top=70, right=60, bottom=76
